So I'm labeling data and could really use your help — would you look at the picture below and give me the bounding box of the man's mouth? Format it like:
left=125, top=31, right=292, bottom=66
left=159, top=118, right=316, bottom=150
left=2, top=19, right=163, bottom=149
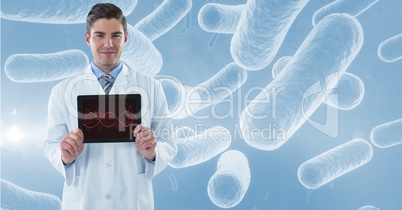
left=101, top=51, right=115, bottom=55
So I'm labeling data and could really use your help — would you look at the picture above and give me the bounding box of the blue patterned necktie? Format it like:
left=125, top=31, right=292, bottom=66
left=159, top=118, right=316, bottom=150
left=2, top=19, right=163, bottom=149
left=102, top=74, right=113, bottom=94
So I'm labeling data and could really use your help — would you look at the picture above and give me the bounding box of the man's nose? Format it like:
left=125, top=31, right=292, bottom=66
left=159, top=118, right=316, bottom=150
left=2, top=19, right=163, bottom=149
left=104, top=38, right=113, bottom=48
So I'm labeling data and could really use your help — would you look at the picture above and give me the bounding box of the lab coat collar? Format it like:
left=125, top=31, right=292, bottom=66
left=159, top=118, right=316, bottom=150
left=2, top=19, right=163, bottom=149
left=83, top=62, right=132, bottom=76
left=82, top=63, right=133, bottom=94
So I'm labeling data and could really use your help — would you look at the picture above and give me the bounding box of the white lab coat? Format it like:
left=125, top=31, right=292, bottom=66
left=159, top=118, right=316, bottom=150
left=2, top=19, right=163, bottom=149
left=44, top=64, right=177, bottom=210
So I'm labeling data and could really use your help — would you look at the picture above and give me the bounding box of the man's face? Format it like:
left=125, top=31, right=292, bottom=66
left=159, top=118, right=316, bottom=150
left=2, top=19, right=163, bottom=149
left=85, top=18, right=128, bottom=72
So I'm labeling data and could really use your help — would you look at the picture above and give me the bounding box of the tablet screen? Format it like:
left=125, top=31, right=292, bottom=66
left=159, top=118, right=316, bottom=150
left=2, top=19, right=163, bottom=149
left=77, top=94, right=141, bottom=143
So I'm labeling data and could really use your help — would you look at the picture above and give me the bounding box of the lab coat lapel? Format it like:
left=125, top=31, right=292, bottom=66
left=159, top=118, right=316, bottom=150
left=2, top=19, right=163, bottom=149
left=109, top=64, right=131, bottom=94
left=80, top=64, right=132, bottom=95
left=64, top=65, right=102, bottom=99
left=81, top=65, right=104, bottom=95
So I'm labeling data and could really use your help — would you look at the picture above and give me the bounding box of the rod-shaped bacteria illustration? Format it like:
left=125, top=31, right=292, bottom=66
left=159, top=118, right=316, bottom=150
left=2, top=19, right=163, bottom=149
left=325, top=72, right=365, bottom=110
left=198, top=3, right=244, bottom=34
left=5, top=50, right=88, bottom=83
left=121, top=24, right=163, bottom=75
left=169, top=126, right=231, bottom=168
left=1, top=179, right=62, bottom=210
left=1, top=0, right=137, bottom=24
left=378, top=33, right=402, bottom=63
left=168, top=62, right=247, bottom=119
left=135, top=0, right=192, bottom=41
left=230, top=0, right=309, bottom=70
left=313, top=0, right=379, bottom=26
left=208, top=150, right=250, bottom=208
left=371, top=118, right=402, bottom=148
left=272, top=57, right=365, bottom=111
left=240, top=13, right=364, bottom=151
left=358, top=205, right=380, bottom=210
left=298, top=138, right=373, bottom=189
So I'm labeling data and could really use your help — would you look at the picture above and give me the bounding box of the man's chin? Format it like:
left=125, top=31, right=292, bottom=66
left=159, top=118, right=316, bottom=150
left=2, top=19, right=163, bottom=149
left=101, top=61, right=118, bottom=68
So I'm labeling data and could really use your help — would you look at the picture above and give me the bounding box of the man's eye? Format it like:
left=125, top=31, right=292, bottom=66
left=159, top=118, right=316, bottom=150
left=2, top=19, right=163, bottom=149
left=96, top=35, right=104, bottom=38
left=113, top=35, right=121, bottom=38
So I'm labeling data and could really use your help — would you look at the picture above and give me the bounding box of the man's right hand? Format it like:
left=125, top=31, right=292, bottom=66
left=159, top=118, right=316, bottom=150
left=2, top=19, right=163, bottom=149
left=60, top=128, right=84, bottom=165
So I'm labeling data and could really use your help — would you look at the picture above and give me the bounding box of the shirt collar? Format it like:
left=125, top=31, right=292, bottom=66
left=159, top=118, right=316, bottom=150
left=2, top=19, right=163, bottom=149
left=91, top=62, right=123, bottom=79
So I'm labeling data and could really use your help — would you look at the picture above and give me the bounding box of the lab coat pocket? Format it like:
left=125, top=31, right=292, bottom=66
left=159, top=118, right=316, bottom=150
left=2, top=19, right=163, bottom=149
left=64, top=159, right=80, bottom=187
left=70, top=160, right=83, bottom=200
left=137, top=173, right=154, bottom=210
left=63, top=170, right=82, bottom=209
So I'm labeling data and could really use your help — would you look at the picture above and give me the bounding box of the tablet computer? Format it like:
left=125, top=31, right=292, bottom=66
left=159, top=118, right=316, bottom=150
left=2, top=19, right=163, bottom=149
left=77, top=94, right=141, bottom=143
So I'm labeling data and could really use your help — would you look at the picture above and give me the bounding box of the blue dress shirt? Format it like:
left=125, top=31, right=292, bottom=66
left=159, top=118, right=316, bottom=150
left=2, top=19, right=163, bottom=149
left=91, top=62, right=123, bottom=89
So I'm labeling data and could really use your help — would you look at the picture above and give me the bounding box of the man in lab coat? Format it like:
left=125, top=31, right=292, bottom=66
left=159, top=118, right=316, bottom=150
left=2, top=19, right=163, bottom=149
left=43, top=3, right=177, bottom=210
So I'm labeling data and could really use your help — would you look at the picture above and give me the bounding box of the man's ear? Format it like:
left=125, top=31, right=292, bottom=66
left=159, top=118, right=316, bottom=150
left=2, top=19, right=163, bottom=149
left=85, top=32, right=91, bottom=46
left=124, top=32, right=128, bottom=43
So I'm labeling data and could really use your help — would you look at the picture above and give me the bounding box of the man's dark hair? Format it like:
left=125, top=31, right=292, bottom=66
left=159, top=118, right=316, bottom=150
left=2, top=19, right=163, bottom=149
left=86, top=3, right=127, bottom=35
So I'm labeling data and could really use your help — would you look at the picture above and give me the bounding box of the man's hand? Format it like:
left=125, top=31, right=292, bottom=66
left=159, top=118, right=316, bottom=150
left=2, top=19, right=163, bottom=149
left=133, top=124, right=156, bottom=161
left=60, top=128, right=84, bottom=165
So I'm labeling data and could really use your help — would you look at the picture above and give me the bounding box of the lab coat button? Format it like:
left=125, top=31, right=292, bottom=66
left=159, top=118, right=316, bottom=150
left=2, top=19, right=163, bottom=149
left=106, top=194, right=112, bottom=200
left=106, top=163, right=112, bottom=168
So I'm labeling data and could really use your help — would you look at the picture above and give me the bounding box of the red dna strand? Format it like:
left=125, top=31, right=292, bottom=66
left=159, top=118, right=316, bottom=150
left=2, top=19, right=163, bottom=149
left=82, top=106, right=138, bottom=131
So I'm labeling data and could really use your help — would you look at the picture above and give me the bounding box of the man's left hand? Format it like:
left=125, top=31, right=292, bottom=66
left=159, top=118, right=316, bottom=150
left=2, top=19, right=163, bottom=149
left=133, top=124, right=156, bottom=161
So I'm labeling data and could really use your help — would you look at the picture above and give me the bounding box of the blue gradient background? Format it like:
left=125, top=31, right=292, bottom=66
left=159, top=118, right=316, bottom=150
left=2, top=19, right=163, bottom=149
left=1, top=0, right=402, bottom=209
